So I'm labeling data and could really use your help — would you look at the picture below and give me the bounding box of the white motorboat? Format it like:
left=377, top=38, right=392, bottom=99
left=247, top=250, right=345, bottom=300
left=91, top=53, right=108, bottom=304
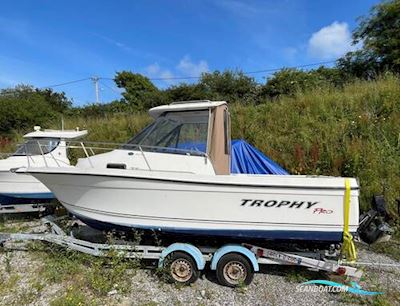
left=22, top=101, right=360, bottom=245
left=0, top=127, right=87, bottom=212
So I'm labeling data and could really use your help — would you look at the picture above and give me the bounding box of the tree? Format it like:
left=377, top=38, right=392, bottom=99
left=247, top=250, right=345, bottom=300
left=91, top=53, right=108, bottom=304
left=114, top=71, right=163, bottom=110
left=313, top=66, right=349, bottom=87
left=261, top=67, right=348, bottom=98
left=68, top=100, right=130, bottom=117
left=0, top=85, right=60, bottom=134
left=37, top=88, right=72, bottom=113
left=337, top=50, right=381, bottom=79
left=338, top=0, right=400, bottom=77
left=199, top=70, right=260, bottom=102
left=164, top=83, right=207, bottom=102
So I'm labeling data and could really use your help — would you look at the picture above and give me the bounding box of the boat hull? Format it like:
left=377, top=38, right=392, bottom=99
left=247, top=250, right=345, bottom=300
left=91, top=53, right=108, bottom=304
left=27, top=168, right=359, bottom=244
left=0, top=171, right=54, bottom=205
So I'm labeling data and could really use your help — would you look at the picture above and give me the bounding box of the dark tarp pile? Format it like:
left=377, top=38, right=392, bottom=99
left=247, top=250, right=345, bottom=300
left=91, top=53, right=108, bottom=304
left=231, top=139, right=288, bottom=175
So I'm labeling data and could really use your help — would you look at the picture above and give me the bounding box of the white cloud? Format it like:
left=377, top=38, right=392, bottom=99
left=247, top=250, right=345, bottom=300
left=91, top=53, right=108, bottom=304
left=143, top=56, right=208, bottom=87
left=176, top=55, right=209, bottom=77
left=145, top=63, right=162, bottom=75
left=144, top=63, right=174, bottom=83
left=308, top=21, right=356, bottom=60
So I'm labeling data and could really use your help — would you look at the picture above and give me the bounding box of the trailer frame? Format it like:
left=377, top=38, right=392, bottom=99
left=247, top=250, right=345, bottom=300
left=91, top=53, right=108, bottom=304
left=0, top=203, right=47, bottom=214
left=0, top=215, right=362, bottom=286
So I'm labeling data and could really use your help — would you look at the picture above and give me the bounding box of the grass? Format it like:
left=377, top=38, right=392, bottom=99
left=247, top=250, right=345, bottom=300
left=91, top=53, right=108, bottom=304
left=50, top=285, right=94, bottom=306
left=36, top=244, right=141, bottom=298
left=0, top=217, right=36, bottom=233
left=85, top=249, right=140, bottom=295
left=338, top=286, right=400, bottom=306
left=39, top=247, right=88, bottom=283
left=284, top=267, right=314, bottom=283
left=0, top=274, right=20, bottom=296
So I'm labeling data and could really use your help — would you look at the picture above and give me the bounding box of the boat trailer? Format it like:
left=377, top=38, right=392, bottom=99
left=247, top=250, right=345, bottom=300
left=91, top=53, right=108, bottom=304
left=0, top=216, right=362, bottom=287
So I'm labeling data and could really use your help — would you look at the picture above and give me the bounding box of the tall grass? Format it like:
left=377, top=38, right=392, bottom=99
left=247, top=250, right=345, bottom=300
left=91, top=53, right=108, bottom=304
left=3, top=75, right=399, bottom=212
left=62, top=113, right=152, bottom=143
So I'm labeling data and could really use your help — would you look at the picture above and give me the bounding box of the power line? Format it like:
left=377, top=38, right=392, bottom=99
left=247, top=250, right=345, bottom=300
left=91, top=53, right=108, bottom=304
left=39, top=77, right=91, bottom=89
left=101, top=60, right=337, bottom=81
left=99, top=80, right=122, bottom=95
left=36, top=60, right=338, bottom=89
left=243, top=60, right=336, bottom=75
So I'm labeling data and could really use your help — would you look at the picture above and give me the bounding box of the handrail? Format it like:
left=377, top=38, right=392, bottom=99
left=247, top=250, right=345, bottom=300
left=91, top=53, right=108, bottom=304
left=22, top=140, right=209, bottom=172
left=75, top=140, right=207, bottom=157
left=80, top=142, right=93, bottom=168
left=37, top=140, right=49, bottom=168
left=138, top=145, right=152, bottom=171
left=12, top=140, right=208, bottom=158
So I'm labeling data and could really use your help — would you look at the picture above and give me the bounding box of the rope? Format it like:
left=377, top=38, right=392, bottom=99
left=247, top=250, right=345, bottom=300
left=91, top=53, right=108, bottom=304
left=342, top=178, right=357, bottom=262
left=345, top=262, right=400, bottom=268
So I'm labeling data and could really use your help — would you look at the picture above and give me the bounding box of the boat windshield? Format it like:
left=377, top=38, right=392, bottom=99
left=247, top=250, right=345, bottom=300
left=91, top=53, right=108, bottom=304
left=13, top=138, right=60, bottom=156
left=123, top=110, right=209, bottom=155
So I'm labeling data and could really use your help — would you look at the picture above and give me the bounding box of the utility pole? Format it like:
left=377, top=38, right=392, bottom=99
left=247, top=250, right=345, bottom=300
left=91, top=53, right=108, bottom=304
left=91, top=76, right=100, bottom=104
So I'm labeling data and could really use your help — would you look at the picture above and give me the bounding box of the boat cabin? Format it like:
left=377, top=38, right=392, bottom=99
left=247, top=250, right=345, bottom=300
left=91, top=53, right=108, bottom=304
left=3, top=127, right=88, bottom=168
left=77, top=101, right=231, bottom=175
left=127, top=100, right=231, bottom=174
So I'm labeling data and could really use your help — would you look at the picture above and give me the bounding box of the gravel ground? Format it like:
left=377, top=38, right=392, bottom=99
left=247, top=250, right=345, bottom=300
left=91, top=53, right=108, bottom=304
left=0, top=217, right=399, bottom=306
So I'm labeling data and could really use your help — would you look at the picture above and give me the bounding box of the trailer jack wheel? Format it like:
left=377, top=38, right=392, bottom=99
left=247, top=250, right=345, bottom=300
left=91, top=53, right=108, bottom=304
left=164, top=251, right=199, bottom=285
left=216, top=253, right=254, bottom=287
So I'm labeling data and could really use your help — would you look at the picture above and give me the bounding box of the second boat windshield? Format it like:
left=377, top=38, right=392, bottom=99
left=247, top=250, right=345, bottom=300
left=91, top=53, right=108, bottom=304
left=124, top=110, right=209, bottom=155
left=13, top=138, right=60, bottom=156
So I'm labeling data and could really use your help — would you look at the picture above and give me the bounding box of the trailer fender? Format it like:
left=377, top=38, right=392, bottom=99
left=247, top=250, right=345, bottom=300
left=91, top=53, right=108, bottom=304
left=211, top=245, right=259, bottom=272
left=158, top=243, right=205, bottom=270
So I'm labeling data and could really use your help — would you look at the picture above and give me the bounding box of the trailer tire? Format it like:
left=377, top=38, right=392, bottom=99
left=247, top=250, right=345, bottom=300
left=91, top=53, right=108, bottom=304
left=164, top=251, right=199, bottom=285
left=216, top=253, right=254, bottom=287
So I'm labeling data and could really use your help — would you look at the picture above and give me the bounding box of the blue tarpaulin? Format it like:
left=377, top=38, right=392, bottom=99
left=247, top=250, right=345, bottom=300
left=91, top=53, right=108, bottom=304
left=231, top=139, right=288, bottom=175
left=176, top=139, right=288, bottom=175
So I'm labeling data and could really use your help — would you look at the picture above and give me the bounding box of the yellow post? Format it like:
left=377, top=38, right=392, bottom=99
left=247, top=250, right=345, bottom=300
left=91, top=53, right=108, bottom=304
left=342, top=179, right=357, bottom=262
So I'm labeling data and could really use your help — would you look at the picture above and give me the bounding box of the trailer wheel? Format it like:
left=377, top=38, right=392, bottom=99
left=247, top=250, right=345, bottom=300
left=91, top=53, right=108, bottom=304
left=164, top=251, right=199, bottom=285
left=216, top=253, right=254, bottom=287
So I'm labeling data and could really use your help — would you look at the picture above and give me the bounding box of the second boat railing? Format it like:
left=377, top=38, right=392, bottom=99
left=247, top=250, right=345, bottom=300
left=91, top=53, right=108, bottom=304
left=24, top=140, right=208, bottom=172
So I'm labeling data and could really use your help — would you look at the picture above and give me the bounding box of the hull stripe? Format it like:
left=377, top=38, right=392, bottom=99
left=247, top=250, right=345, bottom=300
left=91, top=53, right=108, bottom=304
left=74, top=212, right=344, bottom=242
left=0, top=192, right=54, bottom=205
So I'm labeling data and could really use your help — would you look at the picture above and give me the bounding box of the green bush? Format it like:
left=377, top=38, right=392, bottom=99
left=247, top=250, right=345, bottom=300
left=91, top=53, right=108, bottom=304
left=0, top=85, right=71, bottom=135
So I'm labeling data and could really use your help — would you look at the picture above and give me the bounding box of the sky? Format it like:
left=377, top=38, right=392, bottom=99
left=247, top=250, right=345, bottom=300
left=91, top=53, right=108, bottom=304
left=0, top=0, right=380, bottom=105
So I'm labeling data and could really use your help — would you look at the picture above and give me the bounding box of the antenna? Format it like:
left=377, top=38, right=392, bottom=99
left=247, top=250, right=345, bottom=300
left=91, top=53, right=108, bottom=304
left=91, top=76, right=100, bottom=104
